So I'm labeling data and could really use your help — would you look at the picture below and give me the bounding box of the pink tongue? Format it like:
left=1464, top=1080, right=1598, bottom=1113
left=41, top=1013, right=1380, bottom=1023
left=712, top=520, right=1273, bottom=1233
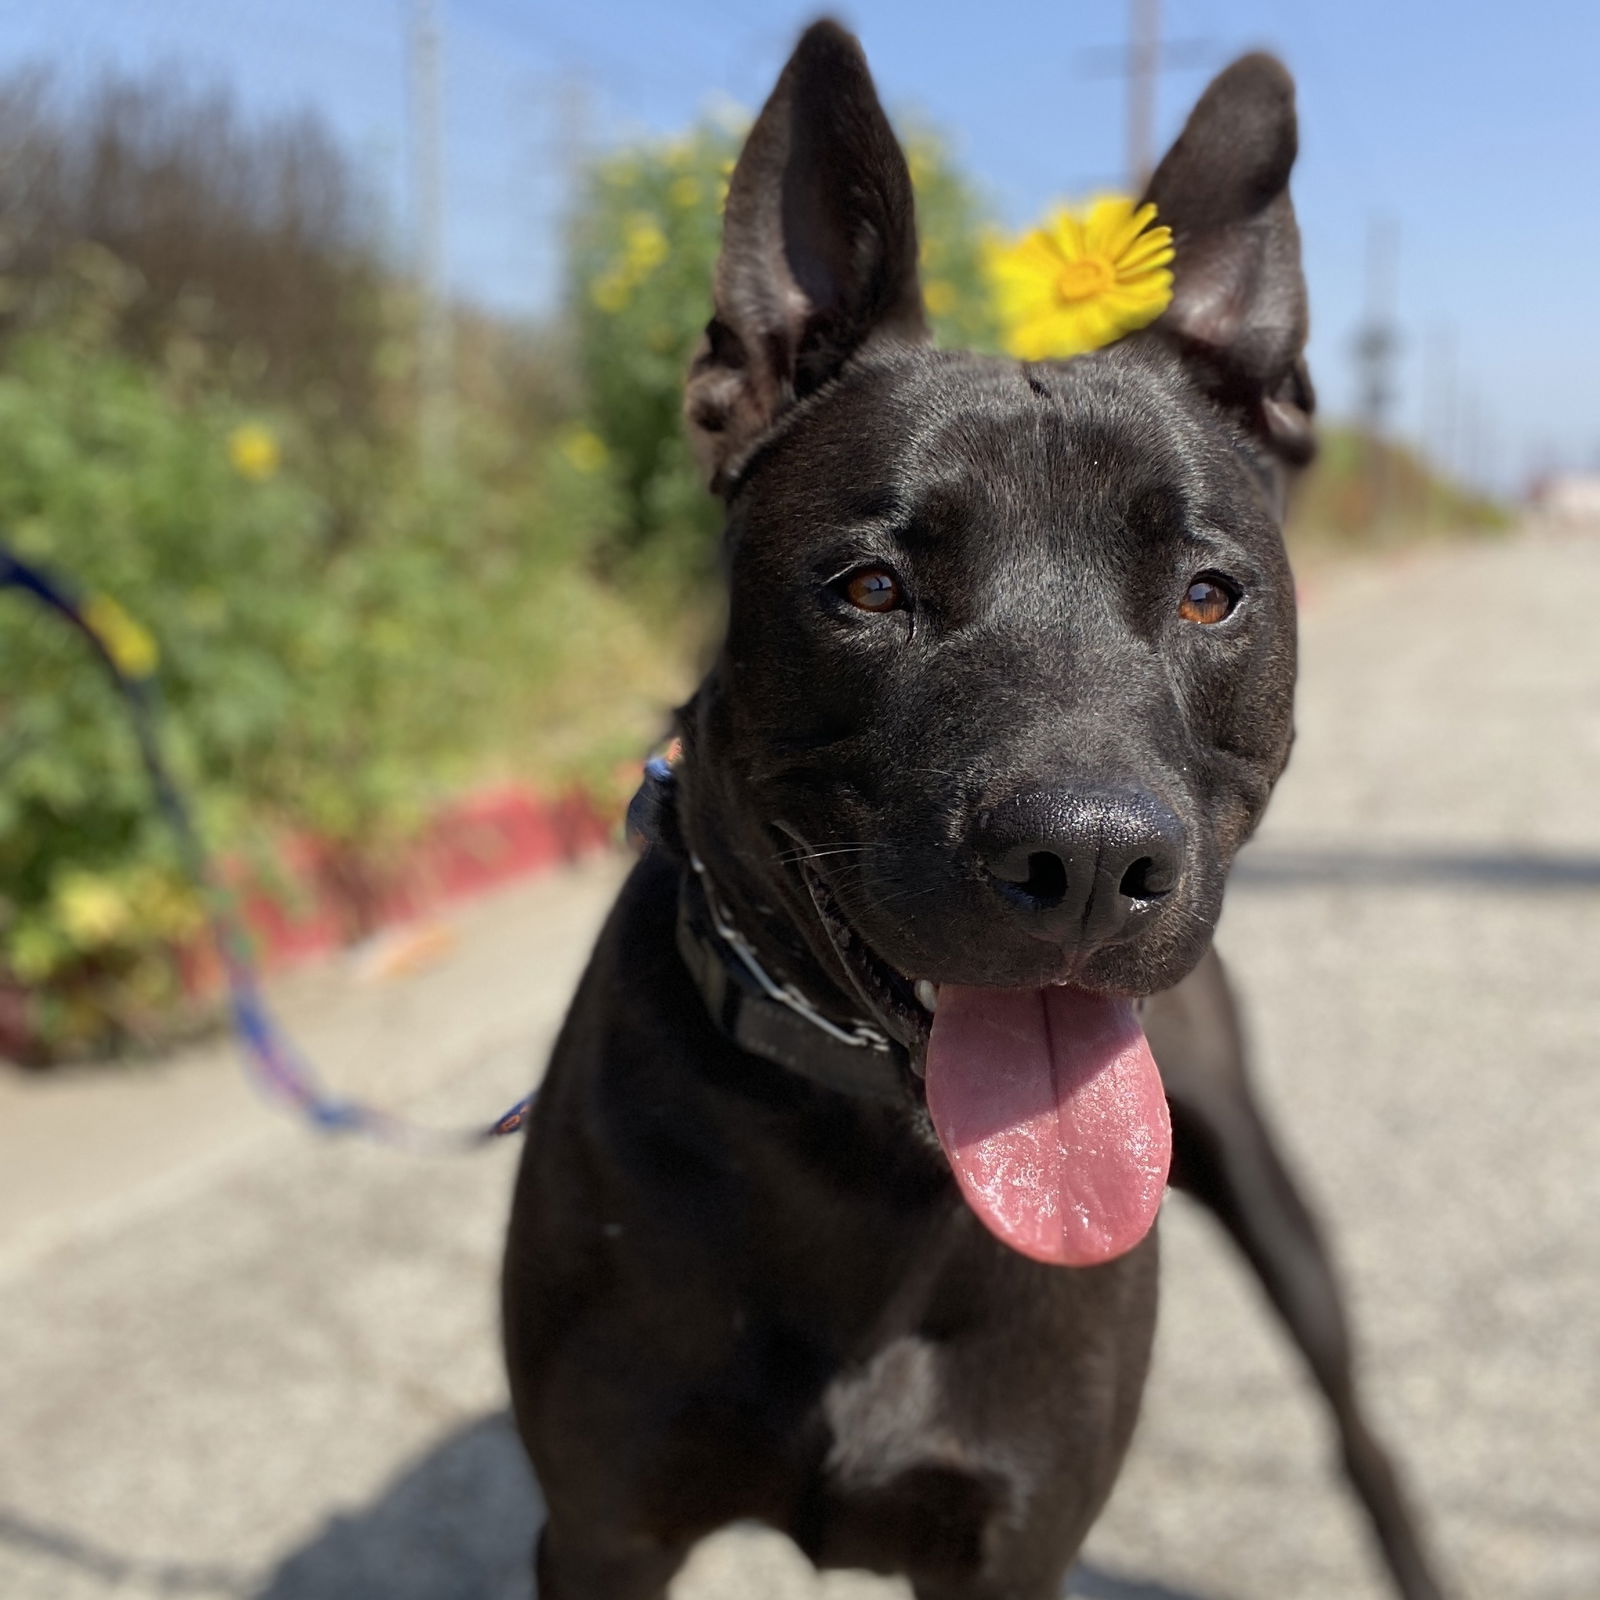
left=924, top=985, right=1171, bottom=1267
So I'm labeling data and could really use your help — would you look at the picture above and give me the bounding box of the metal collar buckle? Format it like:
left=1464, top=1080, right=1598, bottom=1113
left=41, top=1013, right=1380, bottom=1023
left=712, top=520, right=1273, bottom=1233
left=687, top=853, right=891, bottom=1054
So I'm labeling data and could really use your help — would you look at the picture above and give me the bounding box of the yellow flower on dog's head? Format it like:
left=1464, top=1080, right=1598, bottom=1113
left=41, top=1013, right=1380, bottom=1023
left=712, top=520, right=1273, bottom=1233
left=984, top=196, right=1174, bottom=361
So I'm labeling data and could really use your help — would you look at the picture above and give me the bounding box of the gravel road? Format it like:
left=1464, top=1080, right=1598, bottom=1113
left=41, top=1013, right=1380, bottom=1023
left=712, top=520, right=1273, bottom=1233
left=1, top=523, right=1595, bottom=1600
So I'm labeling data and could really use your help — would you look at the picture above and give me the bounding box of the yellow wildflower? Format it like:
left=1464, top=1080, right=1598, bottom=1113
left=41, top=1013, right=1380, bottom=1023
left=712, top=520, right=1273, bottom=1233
left=621, top=214, right=669, bottom=277
left=81, top=592, right=158, bottom=679
left=668, top=174, right=701, bottom=210
left=591, top=272, right=631, bottom=314
left=129, top=868, right=203, bottom=940
left=56, top=872, right=129, bottom=946
left=923, top=279, right=957, bottom=318
left=227, top=423, right=280, bottom=481
left=560, top=427, right=609, bottom=474
left=984, top=196, right=1174, bottom=361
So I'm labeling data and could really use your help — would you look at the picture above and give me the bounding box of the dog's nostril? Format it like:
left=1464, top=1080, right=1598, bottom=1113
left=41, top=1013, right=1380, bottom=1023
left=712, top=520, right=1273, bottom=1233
left=1021, top=851, right=1069, bottom=906
left=1119, top=856, right=1175, bottom=900
left=978, top=787, right=1185, bottom=939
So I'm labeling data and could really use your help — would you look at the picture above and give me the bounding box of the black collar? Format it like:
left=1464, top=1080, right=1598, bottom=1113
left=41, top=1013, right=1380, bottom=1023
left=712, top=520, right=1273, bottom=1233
left=629, top=755, right=910, bottom=1104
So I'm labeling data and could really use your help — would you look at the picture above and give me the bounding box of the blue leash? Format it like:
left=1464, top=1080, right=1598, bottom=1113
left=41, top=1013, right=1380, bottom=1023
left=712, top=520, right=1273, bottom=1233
left=0, top=540, right=533, bottom=1147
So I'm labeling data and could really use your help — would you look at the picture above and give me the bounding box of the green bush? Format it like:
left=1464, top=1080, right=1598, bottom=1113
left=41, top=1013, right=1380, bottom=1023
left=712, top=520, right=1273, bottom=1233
left=1288, top=425, right=1511, bottom=550
left=569, top=117, right=1001, bottom=581
left=0, top=300, right=666, bottom=1057
left=903, top=126, right=1005, bottom=355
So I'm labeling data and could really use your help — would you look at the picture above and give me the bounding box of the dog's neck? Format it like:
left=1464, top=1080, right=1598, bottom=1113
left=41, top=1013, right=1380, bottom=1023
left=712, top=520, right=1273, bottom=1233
left=649, top=755, right=912, bottom=1102
left=666, top=735, right=857, bottom=1013
left=688, top=828, right=841, bottom=1010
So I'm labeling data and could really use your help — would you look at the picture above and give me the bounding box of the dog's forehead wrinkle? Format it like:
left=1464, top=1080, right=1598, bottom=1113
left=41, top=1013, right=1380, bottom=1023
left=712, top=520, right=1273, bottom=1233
left=742, top=347, right=1240, bottom=564
left=892, top=364, right=1217, bottom=542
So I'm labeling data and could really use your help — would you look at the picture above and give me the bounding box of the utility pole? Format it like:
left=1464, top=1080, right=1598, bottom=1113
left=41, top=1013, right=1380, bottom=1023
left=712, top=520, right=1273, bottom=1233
left=1421, top=324, right=1457, bottom=531
left=410, top=0, right=453, bottom=475
left=1080, top=7, right=1211, bottom=193
left=1433, top=328, right=1459, bottom=534
left=1353, top=216, right=1399, bottom=528
left=552, top=72, right=594, bottom=188
left=1423, top=326, right=1457, bottom=478
left=1127, top=0, right=1161, bottom=192
left=1458, top=393, right=1487, bottom=500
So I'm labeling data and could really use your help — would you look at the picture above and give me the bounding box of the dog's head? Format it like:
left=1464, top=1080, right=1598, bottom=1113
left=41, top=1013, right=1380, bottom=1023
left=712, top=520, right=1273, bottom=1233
left=676, top=21, right=1311, bottom=1262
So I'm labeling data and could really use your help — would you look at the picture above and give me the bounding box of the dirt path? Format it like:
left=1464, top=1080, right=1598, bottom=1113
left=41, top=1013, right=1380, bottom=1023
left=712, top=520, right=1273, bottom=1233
left=1, top=524, right=1595, bottom=1600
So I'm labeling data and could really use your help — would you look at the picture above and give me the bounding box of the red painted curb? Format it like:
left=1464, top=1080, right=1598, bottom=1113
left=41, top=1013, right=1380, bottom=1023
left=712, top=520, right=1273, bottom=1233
left=179, top=782, right=623, bottom=994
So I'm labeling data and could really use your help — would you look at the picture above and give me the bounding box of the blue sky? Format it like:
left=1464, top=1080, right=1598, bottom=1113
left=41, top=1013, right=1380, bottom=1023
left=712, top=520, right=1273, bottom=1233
left=5, top=0, right=1597, bottom=485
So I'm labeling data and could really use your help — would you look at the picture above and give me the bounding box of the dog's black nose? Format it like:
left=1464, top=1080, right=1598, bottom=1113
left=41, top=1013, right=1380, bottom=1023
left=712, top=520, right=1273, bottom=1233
left=975, top=786, right=1185, bottom=947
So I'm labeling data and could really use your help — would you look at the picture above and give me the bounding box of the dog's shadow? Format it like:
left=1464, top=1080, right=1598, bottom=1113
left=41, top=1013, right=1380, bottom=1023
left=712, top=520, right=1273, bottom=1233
left=253, top=1412, right=1222, bottom=1600
left=254, top=1412, right=540, bottom=1600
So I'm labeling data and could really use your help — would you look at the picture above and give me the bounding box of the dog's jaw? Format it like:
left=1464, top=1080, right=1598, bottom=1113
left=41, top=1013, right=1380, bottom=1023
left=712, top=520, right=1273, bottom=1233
left=792, top=846, right=932, bottom=1062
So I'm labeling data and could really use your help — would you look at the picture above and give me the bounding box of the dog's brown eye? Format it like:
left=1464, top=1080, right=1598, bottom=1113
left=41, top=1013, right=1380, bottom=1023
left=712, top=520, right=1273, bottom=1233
left=842, top=567, right=903, bottom=612
left=1179, top=574, right=1238, bottom=625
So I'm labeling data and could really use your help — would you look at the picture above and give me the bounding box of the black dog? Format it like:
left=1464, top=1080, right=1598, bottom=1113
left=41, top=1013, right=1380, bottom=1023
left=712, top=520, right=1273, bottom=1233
left=505, top=22, right=1443, bottom=1599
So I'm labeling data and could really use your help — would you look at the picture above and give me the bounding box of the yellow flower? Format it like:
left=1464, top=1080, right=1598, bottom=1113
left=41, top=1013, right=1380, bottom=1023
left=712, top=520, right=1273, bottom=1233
left=984, top=196, right=1174, bottom=361
left=621, top=214, right=668, bottom=277
left=668, top=174, right=701, bottom=210
left=923, top=279, right=958, bottom=318
left=81, top=592, right=159, bottom=679
left=129, top=868, right=203, bottom=940
left=560, top=427, right=609, bottom=475
left=591, top=272, right=631, bottom=314
left=56, top=872, right=129, bottom=946
left=227, top=423, right=280, bottom=481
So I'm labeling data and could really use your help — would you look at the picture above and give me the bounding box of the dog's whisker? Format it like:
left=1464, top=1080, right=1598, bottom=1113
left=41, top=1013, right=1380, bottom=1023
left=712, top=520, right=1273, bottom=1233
left=772, top=843, right=888, bottom=865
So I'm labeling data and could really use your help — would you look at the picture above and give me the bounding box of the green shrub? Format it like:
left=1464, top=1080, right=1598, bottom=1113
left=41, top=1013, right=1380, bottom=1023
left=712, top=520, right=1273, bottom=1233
left=903, top=126, right=1004, bottom=355
left=0, top=306, right=666, bottom=1058
left=1288, top=425, right=1511, bottom=550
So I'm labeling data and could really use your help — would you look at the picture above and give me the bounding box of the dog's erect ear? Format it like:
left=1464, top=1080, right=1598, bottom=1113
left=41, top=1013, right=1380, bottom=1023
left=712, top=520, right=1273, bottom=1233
left=684, top=19, right=927, bottom=491
left=1141, top=53, right=1314, bottom=464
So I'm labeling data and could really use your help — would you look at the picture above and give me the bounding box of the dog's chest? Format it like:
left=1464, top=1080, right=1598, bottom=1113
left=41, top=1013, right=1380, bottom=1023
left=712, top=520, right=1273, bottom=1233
left=823, top=1334, right=960, bottom=1480
left=806, top=1334, right=1012, bottom=1574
